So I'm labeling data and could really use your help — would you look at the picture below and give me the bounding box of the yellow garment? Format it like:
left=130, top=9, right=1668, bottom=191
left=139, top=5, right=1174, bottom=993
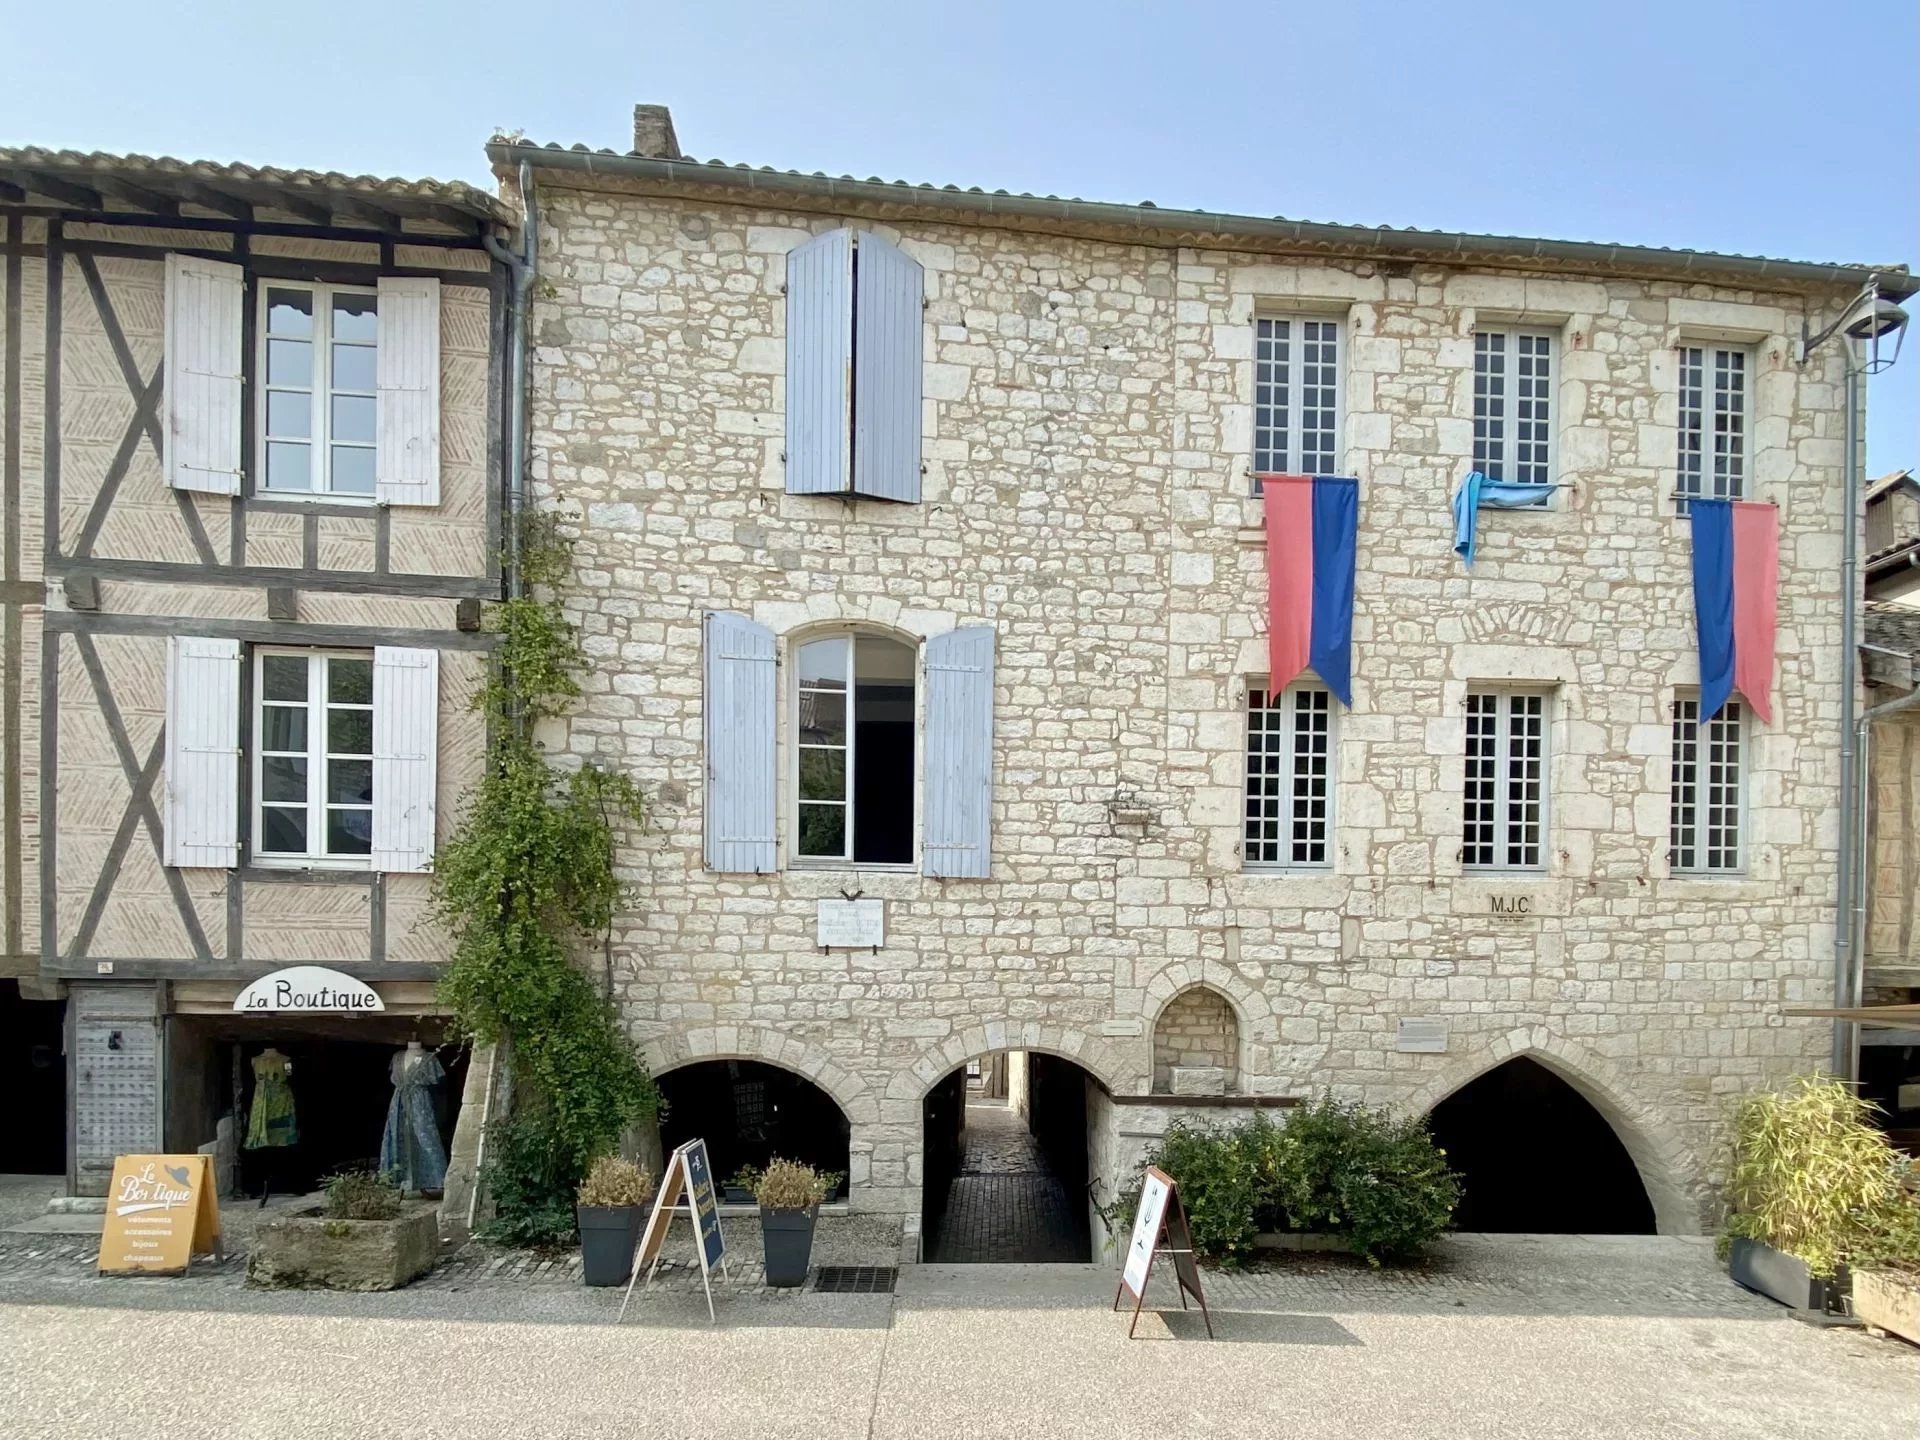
left=245, top=1051, right=298, bottom=1150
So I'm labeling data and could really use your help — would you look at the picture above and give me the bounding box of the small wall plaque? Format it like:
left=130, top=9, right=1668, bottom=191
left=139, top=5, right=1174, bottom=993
left=1101, top=1019, right=1144, bottom=1038
left=1395, top=1018, right=1450, bottom=1054
left=816, top=898, right=884, bottom=950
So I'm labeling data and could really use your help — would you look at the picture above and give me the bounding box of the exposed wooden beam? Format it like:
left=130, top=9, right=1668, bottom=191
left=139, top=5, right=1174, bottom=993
left=408, top=201, right=488, bottom=233
left=329, top=195, right=402, bottom=234
left=172, top=180, right=252, bottom=222
left=259, top=187, right=334, bottom=227
left=92, top=177, right=181, bottom=218
left=23, top=171, right=103, bottom=210
left=0, top=180, right=25, bottom=205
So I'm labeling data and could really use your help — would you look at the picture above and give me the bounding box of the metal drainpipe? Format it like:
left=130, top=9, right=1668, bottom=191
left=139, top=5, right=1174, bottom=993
left=1846, top=682, right=1920, bottom=1079
left=482, top=160, right=538, bottom=604
left=1832, top=350, right=1862, bottom=1075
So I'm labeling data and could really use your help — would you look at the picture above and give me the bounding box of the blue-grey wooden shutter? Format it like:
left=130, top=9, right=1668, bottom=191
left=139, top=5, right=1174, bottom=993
left=922, top=626, right=994, bottom=878
left=784, top=230, right=853, bottom=496
left=852, top=232, right=923, bottom=503
left=704, top=610, right=777, bottom=873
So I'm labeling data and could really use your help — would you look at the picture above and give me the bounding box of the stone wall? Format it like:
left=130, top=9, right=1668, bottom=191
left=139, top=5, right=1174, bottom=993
left=1152, top=987, right=1240, bottom=1091
left=527, top=175, right=1858, bottom=1231
left=1868, top=709, right=1920, bottom=970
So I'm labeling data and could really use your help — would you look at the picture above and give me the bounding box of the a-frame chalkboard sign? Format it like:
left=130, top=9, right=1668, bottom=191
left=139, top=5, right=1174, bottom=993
left=1112, top=1165, right=1213, bottom=1338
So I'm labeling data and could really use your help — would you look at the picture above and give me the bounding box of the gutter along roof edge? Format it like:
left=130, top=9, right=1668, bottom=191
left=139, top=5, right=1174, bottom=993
left=488, top=142, right=1916, bottom=298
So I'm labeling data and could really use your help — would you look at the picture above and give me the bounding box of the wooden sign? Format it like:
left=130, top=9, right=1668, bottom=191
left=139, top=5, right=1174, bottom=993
left=620, top=1138, right=729, bottom=1324
left=98, top=1154, right=222, bottom=1276
left=1112, top=1166, right=1212, bottom=1338
left=233, top=966, right=384, bottom=1013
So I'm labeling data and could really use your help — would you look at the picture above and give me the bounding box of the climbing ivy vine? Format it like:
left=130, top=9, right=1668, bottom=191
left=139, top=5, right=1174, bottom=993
left=434, top=512, right=658, bottom=1241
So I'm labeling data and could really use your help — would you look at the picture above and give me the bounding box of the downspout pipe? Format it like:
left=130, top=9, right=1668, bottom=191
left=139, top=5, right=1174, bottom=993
left=482, top=160, right=537, bottom=604
left=1844, top=680, right=1920, bottom=1079
left=1832, top=350, right=1863, bottom=1076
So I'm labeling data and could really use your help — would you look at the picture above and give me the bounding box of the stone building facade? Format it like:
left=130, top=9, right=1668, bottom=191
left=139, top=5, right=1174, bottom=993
left=497, top=111, right=1908, bottom=1237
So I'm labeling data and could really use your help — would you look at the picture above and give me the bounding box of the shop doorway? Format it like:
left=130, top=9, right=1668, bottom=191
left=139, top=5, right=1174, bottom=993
left=922, top=1051, right=1094, bottom=1263
left=1426, top=1057, right=1656, bottom=1233
left=656, top=1060, right=851, bottom=1195
left=0, top=981, right=65, bottom=1174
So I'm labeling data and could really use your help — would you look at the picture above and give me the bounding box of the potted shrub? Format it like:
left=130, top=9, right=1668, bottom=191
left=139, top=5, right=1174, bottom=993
left=757, top=1157, right=829, bottom=1287
left=576, top=1154, right=655, bottom=1287
left=248, top=1169, right=438, bottom=1291
left=723, top=1164, right=762, bottom=1206
left=822, top=1170, right=848, bottom=1204
left=1849, top=1155, right=1920, bottom=1343
left=1720, top=1075, right=1919, bottom=1312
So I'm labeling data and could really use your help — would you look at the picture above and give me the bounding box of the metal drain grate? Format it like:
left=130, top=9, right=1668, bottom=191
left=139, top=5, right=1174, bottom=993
left=813, top=1265, right=898, bottom=1294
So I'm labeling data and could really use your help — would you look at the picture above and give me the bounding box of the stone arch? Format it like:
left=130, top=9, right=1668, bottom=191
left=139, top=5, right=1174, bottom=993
left=1140, top=958, right=1273, bottom=1088
left=641, top=1024, right=877, bottom=1127
left=882, top=1019, right=1140, bottom=1115
left=1150, top=985, right=1242, bottom=1093
left=1401, top=1026, right=1700, bottom=1235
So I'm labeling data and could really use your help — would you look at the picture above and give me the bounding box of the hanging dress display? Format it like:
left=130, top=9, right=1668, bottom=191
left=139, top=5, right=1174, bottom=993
left=379, top=1048, right=448, bottom=1192
left=245, top=1048, right=299, bottom=1150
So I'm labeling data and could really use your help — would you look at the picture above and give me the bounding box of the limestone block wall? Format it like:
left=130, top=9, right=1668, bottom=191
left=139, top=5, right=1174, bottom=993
left=1152, top=987, right=1240, bottom=1090
left=1867, top=710, right=1920, bottom=968
left=527, top=176, right=1857, bottom=1230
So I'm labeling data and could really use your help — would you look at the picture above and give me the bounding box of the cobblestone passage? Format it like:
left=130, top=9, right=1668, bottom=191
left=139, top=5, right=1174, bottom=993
left=925, top=1102, right=1086, bottom=1263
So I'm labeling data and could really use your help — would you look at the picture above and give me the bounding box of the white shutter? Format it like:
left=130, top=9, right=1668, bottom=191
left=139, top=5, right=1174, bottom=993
left=375, top=275, right=442, bottom=506
left=704, top=611, right=777, bottom=873
left=852, top=232, right=923, bottom=503
left=163, top=254, right=243, bottom=495
left=164, top=636, right=241, bottom=867
left=922, top=626, right=994, bottom=878
left=784, top=230, right=853, bottom=496
left=372, top=647, right=439, bottom=873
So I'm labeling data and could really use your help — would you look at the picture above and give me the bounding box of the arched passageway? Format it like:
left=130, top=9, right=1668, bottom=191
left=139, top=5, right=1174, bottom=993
left=922, top=1051, right=1097, bottom=1262
left=657, top=1060, right=851, bottom=1193
left=1427, top=1057, right=1655, bottom=1233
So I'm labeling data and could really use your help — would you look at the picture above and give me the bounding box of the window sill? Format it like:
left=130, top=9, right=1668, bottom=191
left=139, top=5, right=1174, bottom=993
left=787, top=860, right=918, bottom=874
left=251, top=492, right=379, bottom=508
left=246, top=857, right=373, bottom=875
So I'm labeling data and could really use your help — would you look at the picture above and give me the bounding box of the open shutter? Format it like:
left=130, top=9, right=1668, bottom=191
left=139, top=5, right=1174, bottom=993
left=922, top=626, right=994, bottom=878
left=704, top=611, right=777, bottom=873
left=372, top=647, right=439, bottom=873
left=852, top=232, right=923, bottom=503
left=376, top=276, right=442, bottom=506
left=163, top=254, right=243, bottom=495
left=784, top=230, right=853, bottom=496
left=164, top=636, right=241, bottom=867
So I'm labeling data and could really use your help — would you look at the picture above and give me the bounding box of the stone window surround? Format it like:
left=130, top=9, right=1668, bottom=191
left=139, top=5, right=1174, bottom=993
left=1461, top=685, right=1551, bottom=874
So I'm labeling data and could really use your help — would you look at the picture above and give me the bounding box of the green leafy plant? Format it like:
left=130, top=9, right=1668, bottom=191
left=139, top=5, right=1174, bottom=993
left=726, top=1164, right=764, bottom=1194
left=435, top=513, right=660, bottom=1244
left=322, top=1168, right=402, bottom=1222
left=756, top=1158, right=830, bottom=1211
left=578, top=1154, right=655, bottom=1209
left=1720, top=1075, right=1920, bottom=1280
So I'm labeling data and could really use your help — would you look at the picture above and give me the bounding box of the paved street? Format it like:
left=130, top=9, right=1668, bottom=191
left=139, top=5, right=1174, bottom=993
left=2, top=1235, right=1916, bottom=1438
left=925, top=1101, right=1086, bottom=1263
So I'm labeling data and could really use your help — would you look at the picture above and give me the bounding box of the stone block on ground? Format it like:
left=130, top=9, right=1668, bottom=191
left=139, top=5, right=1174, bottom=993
left=247, top=1202, right=439, bottom=1291
left=1169, top=1066, right=1229, bottom=1097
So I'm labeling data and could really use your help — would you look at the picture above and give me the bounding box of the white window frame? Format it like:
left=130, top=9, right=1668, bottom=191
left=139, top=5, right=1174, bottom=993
left=1462, top=689, right=1549, bottom=872
left=1675, top=342, right=1750, bottom=514
left=788, top=629, right=919, bottom=870
left=1472, top=327, right=1556, bottom=490
left=1243, top=680, right=1335, bottom=871
left=1252, top=314, right=1343, bottom=494
left=251, top=648, right=376, bottom=869
left=1670, top=695, right=1746, bottom=875
left=255, top=280, right=379, bottom=500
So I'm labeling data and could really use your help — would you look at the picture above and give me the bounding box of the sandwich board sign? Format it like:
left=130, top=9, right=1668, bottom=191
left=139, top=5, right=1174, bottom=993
left=98, top=1154, right=223, bottom=1276
left=1112, top=1165, right=1212, bottom=1338
left=620, top=1138, right=728, bottom=1324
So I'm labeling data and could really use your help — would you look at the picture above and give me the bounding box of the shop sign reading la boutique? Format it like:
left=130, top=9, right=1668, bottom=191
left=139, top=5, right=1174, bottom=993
left=232, top=966, right=385, bottom=1014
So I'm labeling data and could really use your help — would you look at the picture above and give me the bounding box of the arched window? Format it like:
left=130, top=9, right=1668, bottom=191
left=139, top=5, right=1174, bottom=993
left=794, top=632, right=917, bottom=865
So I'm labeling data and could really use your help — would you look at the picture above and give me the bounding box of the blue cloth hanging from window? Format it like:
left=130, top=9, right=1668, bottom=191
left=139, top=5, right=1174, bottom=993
left=1451, top=471, right=1558, bottom=568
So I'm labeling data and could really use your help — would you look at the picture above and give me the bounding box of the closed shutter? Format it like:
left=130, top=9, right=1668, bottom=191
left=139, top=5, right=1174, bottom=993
left=70, top=983, right=163, bottom=1196
left=163, top=253, right=243, bottom=495
left=375, top=275, right=442, bottom=506
left=372, top=647, right=439, bottom=873
left=852, top=232, right=923, bottom=503
left=163, top=636, right=241, bottom=868
left=784, top=229, right=853, bottom=496
left=704, top=610, right=777, bottom=873
left=922, top=626, right=995, bottom=878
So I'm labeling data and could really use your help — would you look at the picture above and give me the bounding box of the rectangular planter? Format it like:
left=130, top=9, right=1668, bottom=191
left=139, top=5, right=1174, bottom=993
left=1727, top=1237, right=1844, bottom=1312
left=761, top=1205, right=818, bottom=1288
left=247, top=1202, right=438, bottom=1291
left=577, top=1204, right=645, bottom=1287
left=1852, top=1268, right=1920, bottom=1344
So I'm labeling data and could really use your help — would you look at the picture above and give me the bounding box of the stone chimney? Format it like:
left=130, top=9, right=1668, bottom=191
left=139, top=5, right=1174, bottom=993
left=631, top=105, right=681, bottom=159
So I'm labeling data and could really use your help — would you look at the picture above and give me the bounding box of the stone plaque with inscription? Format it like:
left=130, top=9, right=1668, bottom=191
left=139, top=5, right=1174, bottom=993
left=1395, top=1017, right=1451, bottom=1054
left=816, top=898, right=885, bottom=949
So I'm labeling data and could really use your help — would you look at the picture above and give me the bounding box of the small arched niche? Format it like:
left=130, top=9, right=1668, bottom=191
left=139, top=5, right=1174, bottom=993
left=1151, top=986, right=1240, bottom=1094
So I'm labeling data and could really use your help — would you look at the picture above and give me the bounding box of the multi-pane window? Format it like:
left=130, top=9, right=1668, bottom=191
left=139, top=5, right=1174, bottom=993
left=1473, top=330, right=1554, bottom=487
left=259, top=283, right=379, bottom=497
left=1253, top=316, right=1341, bottom=492
left=1676, top=344, right=1748, bottom=513
left=1670, top=698, right=1744, bottom=873
left=1244, top=683, right=1333, bottom=868
left=254, top=650, right=374, bottom=862
left=1463, top=691, right=1546, bottom=869
left=794, top=633, right=916, bottom=865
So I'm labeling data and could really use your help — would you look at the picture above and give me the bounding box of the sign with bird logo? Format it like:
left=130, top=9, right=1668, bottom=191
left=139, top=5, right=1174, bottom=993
left=97, top=1154, right=223, bottom=1275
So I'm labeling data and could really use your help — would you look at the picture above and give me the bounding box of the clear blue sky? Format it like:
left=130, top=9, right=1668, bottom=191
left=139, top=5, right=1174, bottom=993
left=8, top=0, right=1917, bottom=468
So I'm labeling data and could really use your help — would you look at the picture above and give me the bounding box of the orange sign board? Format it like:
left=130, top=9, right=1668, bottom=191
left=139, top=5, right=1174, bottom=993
left=97, top=1155, right=223, bottom=1275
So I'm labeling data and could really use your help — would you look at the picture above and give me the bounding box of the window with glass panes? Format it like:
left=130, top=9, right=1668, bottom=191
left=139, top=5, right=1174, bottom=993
left=1252, top=316, right=1340, bottom=493
left=1675, top=344, right=1748, bottom=513
left=793, top=633, right=916, bottom=866
left=254, top=651, right=375, bottom=862
left=1244, top=683, right=1333, bottom=867
left=1462, top=691, right=1546, bottom=869
left=259, top=284, right=378, bottom=496
left=1473, top=329, right=1554, bottom=487
left=1670, top=697, right=1743, bottom=873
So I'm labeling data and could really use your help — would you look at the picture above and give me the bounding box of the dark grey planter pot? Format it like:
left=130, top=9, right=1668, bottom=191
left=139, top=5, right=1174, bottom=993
left=761, top=1204, right=818, bottom=1287
left=1728, top=1236, right=1846, bottom=1312
left=577, top=1204, right=644, bottom=1287
left=723, top=1186, right=756, bottom=1205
